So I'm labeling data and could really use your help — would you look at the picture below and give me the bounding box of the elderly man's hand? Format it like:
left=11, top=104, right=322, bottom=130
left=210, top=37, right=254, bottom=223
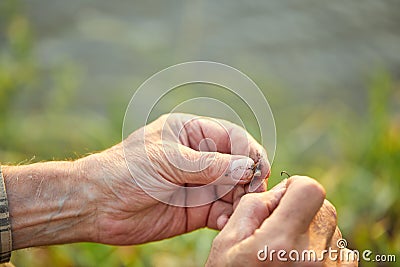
left=206, top=176, right=358, bottom=267
left=81, top=113, right=270, bottom=245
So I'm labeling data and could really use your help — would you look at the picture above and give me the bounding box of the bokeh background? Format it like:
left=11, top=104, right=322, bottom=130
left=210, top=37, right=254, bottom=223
left=1, top=0, right=399, bottom=266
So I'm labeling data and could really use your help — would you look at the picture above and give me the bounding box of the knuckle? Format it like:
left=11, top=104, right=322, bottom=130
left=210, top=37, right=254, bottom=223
left=158, top=113, right=170, bottom=122
left=240, top=193, right=258, bottom=205
left=201, top=153, right=224, bottom=179
left=158, top=113, right=183, bottom=124
left=238, top=193, right=266, bottom=211
left=322, top=199, right=337, bottom=219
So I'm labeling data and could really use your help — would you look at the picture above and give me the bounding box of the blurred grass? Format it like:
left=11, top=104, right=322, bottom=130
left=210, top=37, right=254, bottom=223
left=1, top=1, right=399, bottom=266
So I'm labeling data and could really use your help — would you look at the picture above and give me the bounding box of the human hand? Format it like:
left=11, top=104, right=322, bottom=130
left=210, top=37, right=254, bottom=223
left=206, top=176, right=358, bottom=267
left=81, top=113, right=270, bottom=245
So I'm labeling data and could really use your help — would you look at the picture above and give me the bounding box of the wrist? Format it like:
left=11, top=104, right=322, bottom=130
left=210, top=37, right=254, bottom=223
left=3, top=160, right=99, bottom=249
left=77, top=147, right=138, bottom=245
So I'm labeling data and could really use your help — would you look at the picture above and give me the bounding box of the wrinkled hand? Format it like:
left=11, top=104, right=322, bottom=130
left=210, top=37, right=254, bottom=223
left=81, top=113, right=270, bottom=245
left=207, top=176, right=358, bottom=267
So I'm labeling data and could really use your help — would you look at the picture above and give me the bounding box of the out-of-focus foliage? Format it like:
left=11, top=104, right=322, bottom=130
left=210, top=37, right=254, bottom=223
left=1, top=1, right=399, bottom=266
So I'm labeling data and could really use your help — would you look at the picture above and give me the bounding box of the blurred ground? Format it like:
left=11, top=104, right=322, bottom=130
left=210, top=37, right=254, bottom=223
left=0, top=0, right=399, bottom=266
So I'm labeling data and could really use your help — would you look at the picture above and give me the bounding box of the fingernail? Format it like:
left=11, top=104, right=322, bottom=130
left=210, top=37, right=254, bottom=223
left=270, top=178, right=288, bottom=191
left=249, top=176, right=263, bottom=192
left=217, top=214, right=229, bottom=230
left=230, top=158, right=254, bottom=180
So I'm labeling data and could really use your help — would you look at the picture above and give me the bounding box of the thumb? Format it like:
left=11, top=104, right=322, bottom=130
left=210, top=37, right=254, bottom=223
left=217, top=179, right=288, bottom=242
left=174, top=144, right=255, bottom=185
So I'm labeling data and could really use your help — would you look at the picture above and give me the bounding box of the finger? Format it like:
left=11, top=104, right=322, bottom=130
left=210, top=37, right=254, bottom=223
left=248, top=176, right=268, bottom=193
left=232, top=185, right=246, bottom=210
left=174, top=145, right=255, bottom=185
left=180, top=115, right=271, bottom=184
left=186, top=185, right=247, bottom=231
left=323, top=227, right=342, bottom=267
left=329, top=228, right=359, bottom=267
left=215, top=184, right=240, bottom=204
left=260, top=176, right=326, bottom=236
left=207, top=200, right=234, bottom=230
left=215, top=183, right=246, bottom=205
left=330, top=227, right=343, bottom=248
left=216, top=119, right=271, bottom=184
left=309, top=199, right=338, bottom=251
left=338, top=249, right=359, bottom=267
left=216, top=213, right=230, bottom=230
left=216, top=180, right=268, bottom=230
left=219, top=179, right=288, bottom=242
left=184, top=183, right=241, bottom=231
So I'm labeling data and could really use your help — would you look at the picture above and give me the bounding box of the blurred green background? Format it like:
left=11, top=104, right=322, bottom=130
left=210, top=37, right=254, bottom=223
left=1, top=0, right=399, bottom=266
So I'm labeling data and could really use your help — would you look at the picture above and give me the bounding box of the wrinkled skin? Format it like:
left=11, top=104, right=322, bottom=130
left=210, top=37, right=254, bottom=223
left=77, top=113, right=355, bottom=267
left=80, top=113, right=270, bottom=245
left=207, top=176, right=358, bottom=267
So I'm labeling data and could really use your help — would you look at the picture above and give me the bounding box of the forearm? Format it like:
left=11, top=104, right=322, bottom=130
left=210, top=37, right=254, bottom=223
left=2, top=160, right=98, bottom=249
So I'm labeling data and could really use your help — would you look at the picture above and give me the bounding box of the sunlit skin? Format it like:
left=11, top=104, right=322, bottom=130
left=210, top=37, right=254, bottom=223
left=3, top=114, right=356, bottom=266
left=81, top=113, right=271, bottom=245
left=206, top=176, right=358, bottom=267
left=5, top=113, right=270, bottom=249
